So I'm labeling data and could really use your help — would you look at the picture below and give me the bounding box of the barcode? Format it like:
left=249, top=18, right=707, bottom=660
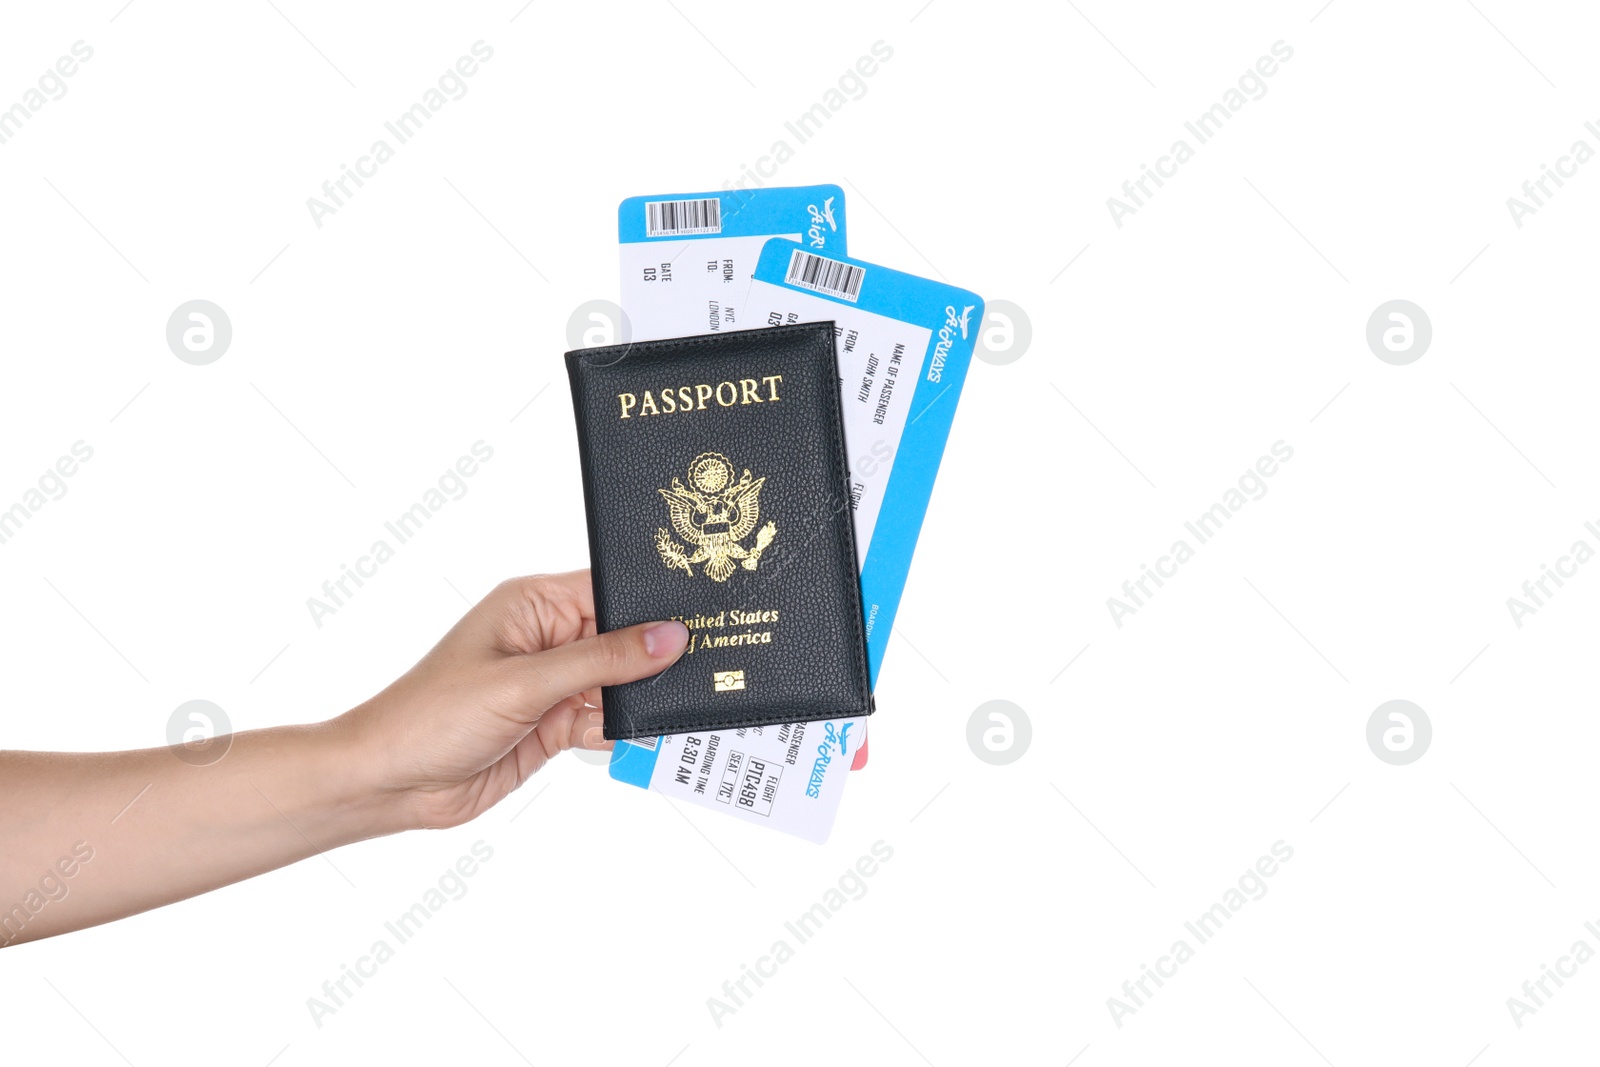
left=645, top=198, right=721, bottom=237
left=627, top=734, right=660, bottom=751
left=784, top=249, right=864, bottom=302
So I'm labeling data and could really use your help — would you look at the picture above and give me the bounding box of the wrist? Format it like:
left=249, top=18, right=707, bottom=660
left=293, top=713, right=416, bottom=841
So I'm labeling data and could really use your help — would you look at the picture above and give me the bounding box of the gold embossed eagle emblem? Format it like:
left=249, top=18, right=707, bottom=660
left=655, top=452, right=777, bottom=582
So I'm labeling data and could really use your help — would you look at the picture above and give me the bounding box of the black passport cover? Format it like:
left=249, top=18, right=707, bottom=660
left=565, top=322, right=872, bottom=741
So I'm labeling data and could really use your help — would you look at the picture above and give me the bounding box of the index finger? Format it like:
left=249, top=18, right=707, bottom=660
left=483, top=571, right=597, bottom=653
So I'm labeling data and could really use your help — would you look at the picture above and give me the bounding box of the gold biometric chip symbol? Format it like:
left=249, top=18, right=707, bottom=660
left=713, top=670, right=746, bottom=691
left=656, top=452, right=778, bottom=582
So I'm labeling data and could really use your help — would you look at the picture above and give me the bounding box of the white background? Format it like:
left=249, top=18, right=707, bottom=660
left=3, top=1, right=1598, bottom=1064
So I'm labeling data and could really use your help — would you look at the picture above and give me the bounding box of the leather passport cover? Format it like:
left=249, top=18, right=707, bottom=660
left=565, top=322, right=872, bottom=741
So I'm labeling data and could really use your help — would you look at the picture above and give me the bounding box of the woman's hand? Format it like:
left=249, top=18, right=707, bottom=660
left=345, top=570, right=688, bottom=831
left=0, top=570, right=687, bottom=947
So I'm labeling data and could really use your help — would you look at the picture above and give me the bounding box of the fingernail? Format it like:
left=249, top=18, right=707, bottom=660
left=643, top=620, right=689, bottom=658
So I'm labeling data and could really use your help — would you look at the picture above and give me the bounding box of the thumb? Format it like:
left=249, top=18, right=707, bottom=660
left=512, top=619, right=689, bottom=710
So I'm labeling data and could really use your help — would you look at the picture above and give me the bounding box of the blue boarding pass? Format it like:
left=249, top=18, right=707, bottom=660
left=610, top=720, right=860, bottom=844
left=745, top=240, right=983, bottom=658
left=618, top=185, right=846, bottom=342
left=609, top=238, right=983, bottom=843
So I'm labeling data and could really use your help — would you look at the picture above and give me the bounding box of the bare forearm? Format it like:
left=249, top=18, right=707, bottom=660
left=0, top=717, right=401, bottom=947
left=0, top=572, right=684, bottom=948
